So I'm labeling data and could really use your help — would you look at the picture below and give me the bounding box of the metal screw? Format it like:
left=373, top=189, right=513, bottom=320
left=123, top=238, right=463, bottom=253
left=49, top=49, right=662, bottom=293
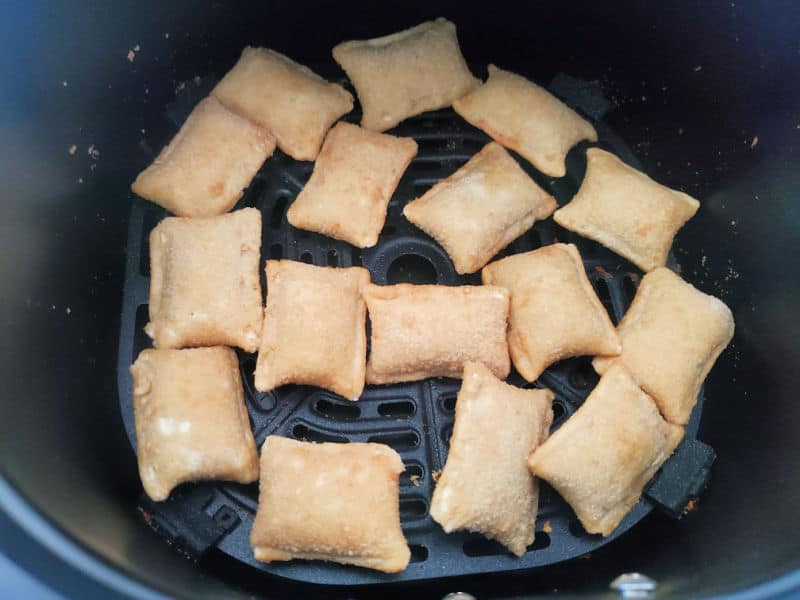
left=442, top=594, right=477, bottom=600
left=610, top=573, right=657, bottom=598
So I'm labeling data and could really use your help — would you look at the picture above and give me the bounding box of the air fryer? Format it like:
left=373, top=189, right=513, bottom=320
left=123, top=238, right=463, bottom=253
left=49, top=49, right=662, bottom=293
left=1, top=1, right=799, bottom=599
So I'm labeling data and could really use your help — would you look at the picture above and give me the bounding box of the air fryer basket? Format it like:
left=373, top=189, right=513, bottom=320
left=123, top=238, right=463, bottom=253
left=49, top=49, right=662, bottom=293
left=2, top=2, right=799, bottom=599
left=118, top=80, right=715, bottom=585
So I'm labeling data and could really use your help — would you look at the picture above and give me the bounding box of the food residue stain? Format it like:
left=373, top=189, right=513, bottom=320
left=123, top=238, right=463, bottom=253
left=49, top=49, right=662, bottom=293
left=432, top=469, right=442, bottom=482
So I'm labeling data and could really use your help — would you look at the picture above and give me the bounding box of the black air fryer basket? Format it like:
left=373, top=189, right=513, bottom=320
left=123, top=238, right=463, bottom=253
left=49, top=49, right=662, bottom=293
left=2, top=2, right=800, bottom=599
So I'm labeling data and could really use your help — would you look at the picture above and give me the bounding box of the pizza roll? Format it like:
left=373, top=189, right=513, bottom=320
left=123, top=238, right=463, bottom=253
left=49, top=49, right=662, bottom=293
left=250, top=436, right=410, bottom=573
left=255, top=261, right=370, bottom=400
left=404, top=142, right=557, bottom=274
left=364, top=283, right=510, bottom=384
left=146, top=208, right=262, bottom=352
left=212, top=47, right=353, bottom=160
left=554, top=148, right=700, bottom=272
left=528, top=364, right=684, bottom=536
left=431, top=362, right=553, bottom=556
left=453, top=65, right=597, bottom=177
left=482, top=243, right=620, bottom=381
left=287, top=122, right=418, bottom=247
left=131, top=97, right=276, bottom=217
left=130, top=347, right=259, bottom=502
left=332, top=18, right=480, bottom=132
left=593, top=267, right=734, bottom=425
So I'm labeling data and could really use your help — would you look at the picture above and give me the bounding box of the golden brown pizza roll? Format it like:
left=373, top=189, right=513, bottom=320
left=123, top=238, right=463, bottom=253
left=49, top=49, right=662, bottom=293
left=453, top=65, right=597, bottom=177
left=593, top=267, right=734, bottom=425
left=131, top=97, right=276, bottom=217
left=212, top=47, right=353, bottom=160
left=130, top=347, right=259, bottom=502
left=254, top=261, right=370, bottom=400
left=287, top=122, right=418, bottom=247
left=250, top=436, right=410, bottom=573
left=364, top=283, right=510, bottom=384
left=146, top=208, right=262, bottom=352
left=430, top=362, right=553, bottom=556
left=332, top=18, right=480, bottom=132
left=403, top=142, right=557, bottom=274
left=481, top=243, right=620, bottom=381
left=528, top=364, right=684, bottom=536
left=554, top=148, right=700, bottom=272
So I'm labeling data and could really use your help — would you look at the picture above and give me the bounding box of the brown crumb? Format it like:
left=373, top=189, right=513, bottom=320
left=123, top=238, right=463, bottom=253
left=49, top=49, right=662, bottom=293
left=627, top=272, right=641, bottom=284
left=137, top=506, right=153, bottom=525
left=409, top=474, right=421, bottom=487
left=432, top=469, right=442, bottom=483
left=594, top=265, right=611, bottom=278
left=127, top=50, right=135, bottom=63
left=543, top=520, right=552, bottom=534
left=683, top=498, right=700, bottom=515
left=68, top=145, right=77, bottom=155
left=578, top=552, right=592, bottom=560
left=750, top=136, right=759, bottom=149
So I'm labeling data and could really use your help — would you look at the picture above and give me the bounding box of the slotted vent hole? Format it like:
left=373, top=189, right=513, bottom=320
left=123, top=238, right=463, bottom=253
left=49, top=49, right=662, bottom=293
left=269, top=243, right=283, bottom=259
left=292, top=424, right=347, bottom=444
left=367, top=431, right=419, bottom=451
left=399, top=497, right=428, bottom=520
left=378, top=400, right=416, bottom=418
left=327, top=249, right=338, bottom=266
left=440, top=393, right=457, bottom=412
left=313, top=398, right=361, bottom=420
left=300, top=251, right=313, bottom=264
left=409, top=545, right=428, bottom=563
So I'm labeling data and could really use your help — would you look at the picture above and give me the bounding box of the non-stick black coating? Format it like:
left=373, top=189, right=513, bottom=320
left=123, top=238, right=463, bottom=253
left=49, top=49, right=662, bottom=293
left=1, top=1, right=799, bottom=598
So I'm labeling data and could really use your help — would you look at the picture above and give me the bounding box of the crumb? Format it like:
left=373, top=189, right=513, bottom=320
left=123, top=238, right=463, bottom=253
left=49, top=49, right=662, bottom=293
left=77, top=177, right=84, bottom=184
left=137, top=506, right=153, bottom=525
left=194, top=75, right=202, bottom=85
left=750, top=136, right=759, bottom=148
left=62, top=81, right=68, bottom=87
left=127, top=50, right=135, bottom=62
left=627, top=272, right=640, bottom=283
left=693, top=65, right=703, bottom=72
left=594, top=265, right=611, bottom=278
left=164, top=32, right=170, bottom=39
left=87, top=144, right=100, bottom=159
left=409, top=474, right=421, bottom=487
left=578, top=552, right=592, bottom=560
left=141, top=128, right=146, bottom=135
left=432, top=470, right=442, bottom=483
left=678, top=127, right=684, bottom=135
left=134, top=44, right=140, bottom=52
left=683, top=498, right=699, bottom=514
left=674, top=263, right=683, bottom=274
left=543, top=520, right=552, bottom=534
left=68, top=145, right=77, bottom=155
left=65, top=307, right=71, bottom=315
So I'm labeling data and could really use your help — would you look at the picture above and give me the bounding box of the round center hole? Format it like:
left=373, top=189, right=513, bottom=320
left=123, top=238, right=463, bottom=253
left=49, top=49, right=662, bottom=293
left=387, top=254, right=437, bottom=284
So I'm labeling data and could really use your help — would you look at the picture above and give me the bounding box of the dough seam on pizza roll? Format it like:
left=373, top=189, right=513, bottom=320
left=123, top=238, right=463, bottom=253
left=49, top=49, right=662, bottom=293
left=250, top=436, right=410, bottom=573
left=431, top=361, right=553, bottom=556
left=364, top=283, right=510, bottom=384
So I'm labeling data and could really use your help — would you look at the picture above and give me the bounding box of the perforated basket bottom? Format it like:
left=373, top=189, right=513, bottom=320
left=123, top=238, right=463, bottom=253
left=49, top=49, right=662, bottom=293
left=117, top=104, right=704, bottom=585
